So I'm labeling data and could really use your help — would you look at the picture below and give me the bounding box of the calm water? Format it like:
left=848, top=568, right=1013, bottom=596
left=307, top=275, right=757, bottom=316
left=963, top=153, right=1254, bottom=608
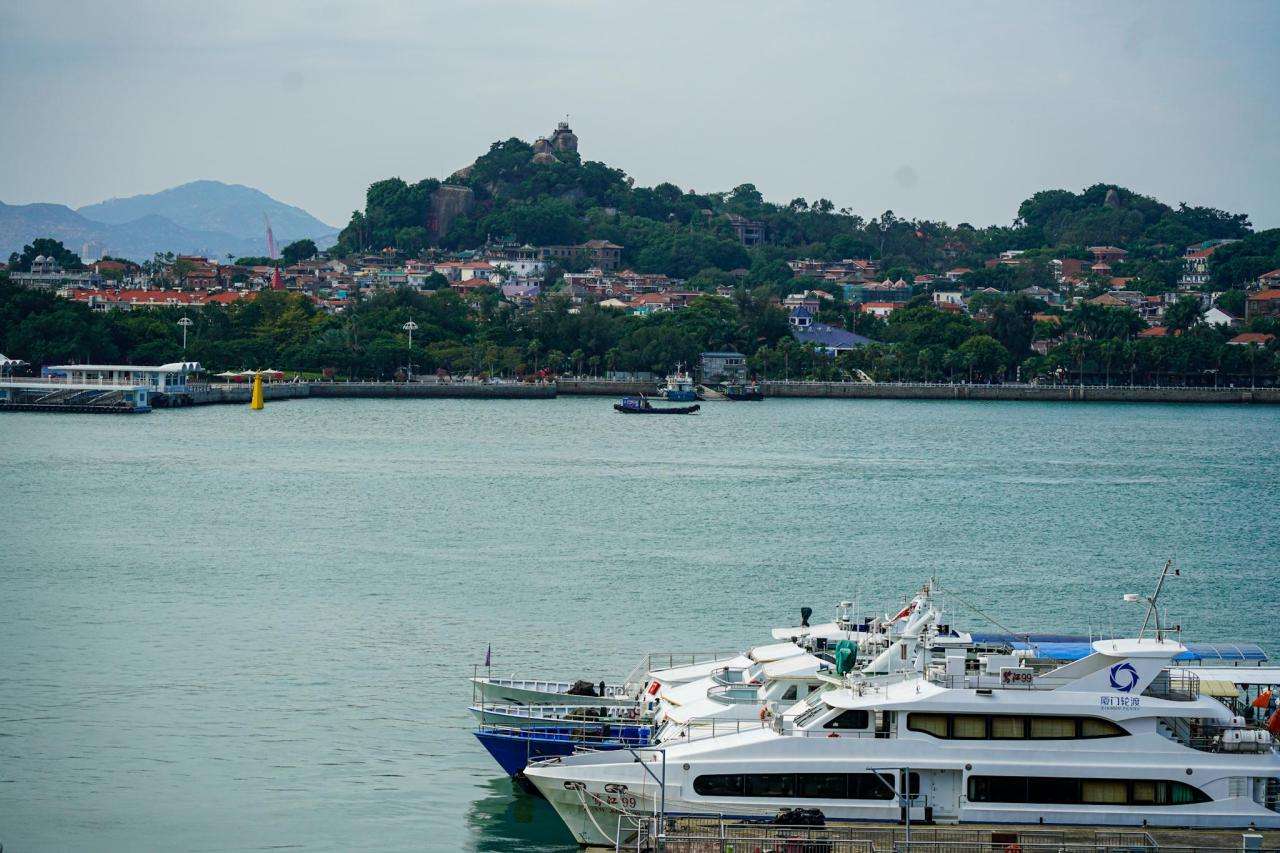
left=2, top=397, right=1278, bottom=852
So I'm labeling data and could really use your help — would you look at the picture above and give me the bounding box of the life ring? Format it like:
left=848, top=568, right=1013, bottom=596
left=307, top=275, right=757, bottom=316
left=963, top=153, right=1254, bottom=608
left=1005, top=844, right=1022, bottom=853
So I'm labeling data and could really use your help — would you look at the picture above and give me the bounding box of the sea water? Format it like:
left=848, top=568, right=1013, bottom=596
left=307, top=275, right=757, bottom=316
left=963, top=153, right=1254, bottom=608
left=2, top=397, right=1277, bottom=851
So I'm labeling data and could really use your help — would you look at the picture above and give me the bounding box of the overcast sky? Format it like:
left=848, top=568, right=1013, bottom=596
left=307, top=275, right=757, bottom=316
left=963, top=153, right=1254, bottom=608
left=2, top=0, right=1278, bottom=230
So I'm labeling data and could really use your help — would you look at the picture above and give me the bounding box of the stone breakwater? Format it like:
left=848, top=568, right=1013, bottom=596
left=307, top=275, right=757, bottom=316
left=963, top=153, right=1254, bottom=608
left=759, top=382, right=1280, bottom=404
left=170, top=380, right=1280, bottom=407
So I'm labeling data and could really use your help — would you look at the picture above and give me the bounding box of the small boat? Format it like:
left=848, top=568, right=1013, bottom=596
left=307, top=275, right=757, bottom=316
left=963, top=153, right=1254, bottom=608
left=473, top=724, right=651, bottom=778
left=724, top=382, right=764, bottom=401
left=614, top=396, right=700, bottom=415
left=659, top=364, right=699, bottom=401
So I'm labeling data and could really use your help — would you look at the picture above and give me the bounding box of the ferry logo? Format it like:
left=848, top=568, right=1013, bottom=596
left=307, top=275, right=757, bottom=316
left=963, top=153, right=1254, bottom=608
left=1109, top=661, right=1139, bottom=693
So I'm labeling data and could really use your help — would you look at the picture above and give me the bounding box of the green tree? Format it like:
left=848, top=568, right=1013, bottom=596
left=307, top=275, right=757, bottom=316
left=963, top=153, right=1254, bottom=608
left=281, top=239, right=318, bottom=265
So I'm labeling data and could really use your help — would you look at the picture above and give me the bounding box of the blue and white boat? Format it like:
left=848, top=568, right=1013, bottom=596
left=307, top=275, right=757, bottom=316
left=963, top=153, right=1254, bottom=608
left=470, top=703, right=648, bottom=729
left=474, top=723, right=652, bottom=778
left=659, top=365, right=699, bottom=401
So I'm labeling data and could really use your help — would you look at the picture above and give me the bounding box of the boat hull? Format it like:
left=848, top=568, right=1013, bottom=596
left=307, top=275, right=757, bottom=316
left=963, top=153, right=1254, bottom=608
left=474, top=726, right=651, bottom=777
left=614, top=403, right=700, bottom=415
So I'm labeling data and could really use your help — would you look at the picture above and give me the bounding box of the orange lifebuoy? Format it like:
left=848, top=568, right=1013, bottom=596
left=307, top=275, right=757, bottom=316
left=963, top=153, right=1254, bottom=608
left=1005, top=844, right=1021, bottom=853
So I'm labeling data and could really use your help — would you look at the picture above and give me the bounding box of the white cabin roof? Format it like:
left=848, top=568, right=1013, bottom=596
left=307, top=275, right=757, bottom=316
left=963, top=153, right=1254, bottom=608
left=1091, top=638, right=1186, bottom=659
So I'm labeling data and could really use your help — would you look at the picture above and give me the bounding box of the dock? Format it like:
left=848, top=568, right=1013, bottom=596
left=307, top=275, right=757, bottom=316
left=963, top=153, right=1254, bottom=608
left=620, top=817, right=1278, bottom=852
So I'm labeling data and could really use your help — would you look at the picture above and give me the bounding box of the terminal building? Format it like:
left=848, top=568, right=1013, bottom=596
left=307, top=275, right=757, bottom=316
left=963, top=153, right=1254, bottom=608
left=0, top=362, right=204, bottom=413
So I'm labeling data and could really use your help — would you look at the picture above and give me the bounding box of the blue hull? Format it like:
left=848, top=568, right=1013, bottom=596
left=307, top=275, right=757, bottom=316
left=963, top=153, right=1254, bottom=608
left=474, top=726, right=651, bottom=777
left=663, top=390, right=698, bottom=401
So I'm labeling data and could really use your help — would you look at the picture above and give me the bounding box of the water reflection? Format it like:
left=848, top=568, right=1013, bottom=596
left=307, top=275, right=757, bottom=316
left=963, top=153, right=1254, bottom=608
left=465, top=776, right=577, bottom=852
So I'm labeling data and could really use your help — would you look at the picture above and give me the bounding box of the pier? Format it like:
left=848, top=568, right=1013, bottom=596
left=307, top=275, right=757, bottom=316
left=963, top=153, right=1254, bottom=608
left=622, top=817, right=1278, bottom=852
left=760, top=381, right=1280, bottom=404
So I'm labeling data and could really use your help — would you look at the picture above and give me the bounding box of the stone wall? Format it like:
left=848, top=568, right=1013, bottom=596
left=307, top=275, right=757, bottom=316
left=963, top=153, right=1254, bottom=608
left=760, top=382, right=1280, bottom=404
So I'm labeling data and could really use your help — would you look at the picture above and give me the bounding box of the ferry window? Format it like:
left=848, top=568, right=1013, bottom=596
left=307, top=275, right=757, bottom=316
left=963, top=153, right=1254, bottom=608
left=1029, top=716, right=1077, bottom=739
left=1082, top=780, right=1127, bottom=804
left=824, top=709, right=869, bottom=730
left=1080, top=717, right=1125, bottom=738
left=1131, top=780, right=1157, bottom=804
left=990, top=715, right=1026, bottom=739
left=968, top=776, right=1210, bottom=806
left=1028, top=777, right=1079, bottom=804
left=745, top=773, right=795, bottom=798
left=797, top=773, right=847, bottom=799
left=850, top=773, right=896, bottom=800
left=907, top=713, right=948, bottom=738
left=781, top=685, right=798, bottom=702
left=694, top=774, right=744, bottom=796
left=952, top=715, right=987, bottom=739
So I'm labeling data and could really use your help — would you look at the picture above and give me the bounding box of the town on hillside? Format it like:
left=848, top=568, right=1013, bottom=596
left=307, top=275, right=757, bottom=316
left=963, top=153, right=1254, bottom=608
left=3, top=121, right=1279, bottom=387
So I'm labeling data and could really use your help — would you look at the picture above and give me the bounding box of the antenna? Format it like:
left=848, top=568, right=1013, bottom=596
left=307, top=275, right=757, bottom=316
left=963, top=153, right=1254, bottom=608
left=1129, top=558, right=1181, bottom=641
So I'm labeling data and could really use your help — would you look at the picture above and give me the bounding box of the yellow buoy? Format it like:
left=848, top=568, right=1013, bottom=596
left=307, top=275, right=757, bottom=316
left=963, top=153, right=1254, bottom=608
left=250, top=372, right=264, bottom=410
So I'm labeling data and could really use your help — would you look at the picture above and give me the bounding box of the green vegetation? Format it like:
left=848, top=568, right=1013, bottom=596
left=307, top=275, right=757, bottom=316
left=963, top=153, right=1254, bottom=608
left=5, top=138, right=1278, bottom=386
left=8, top=238, right=84, bottom=271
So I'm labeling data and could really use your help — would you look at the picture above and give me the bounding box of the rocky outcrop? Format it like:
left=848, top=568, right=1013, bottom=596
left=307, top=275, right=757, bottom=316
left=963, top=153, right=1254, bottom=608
left=427, top=185, right=476, bottom=241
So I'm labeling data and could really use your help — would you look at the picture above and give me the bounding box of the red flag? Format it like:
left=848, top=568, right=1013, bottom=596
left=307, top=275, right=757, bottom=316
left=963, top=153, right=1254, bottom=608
left=892, top=601, right=916, bottom=622
left=1267, top=709, right=1280, bottom=737
left=1252, top=689, right=1272, bottom=709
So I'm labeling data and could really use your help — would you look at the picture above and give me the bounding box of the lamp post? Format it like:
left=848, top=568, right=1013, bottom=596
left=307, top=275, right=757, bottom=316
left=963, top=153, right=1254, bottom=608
left=177, top=316, right=193, bottom=352
left=402, top=320, right=418, bottom=381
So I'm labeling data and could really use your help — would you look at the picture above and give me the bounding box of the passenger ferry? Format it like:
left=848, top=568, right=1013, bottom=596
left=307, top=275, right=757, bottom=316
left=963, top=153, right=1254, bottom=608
left=525, top=636, right=1280, bottom=845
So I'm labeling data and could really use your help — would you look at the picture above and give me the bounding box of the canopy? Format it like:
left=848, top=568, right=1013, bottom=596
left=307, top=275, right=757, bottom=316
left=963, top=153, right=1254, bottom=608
left=0, top=353, right=29, bottom=367
left=1010, top=639, right=1268, bottom=664
left=215, top=371, right=239, bottom=378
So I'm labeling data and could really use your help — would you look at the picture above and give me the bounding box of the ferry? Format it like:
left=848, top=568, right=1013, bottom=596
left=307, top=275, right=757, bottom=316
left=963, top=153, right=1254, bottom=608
left=659, top=365, right=699, bottom=401
left=525, top=635, right=1280, bottom=845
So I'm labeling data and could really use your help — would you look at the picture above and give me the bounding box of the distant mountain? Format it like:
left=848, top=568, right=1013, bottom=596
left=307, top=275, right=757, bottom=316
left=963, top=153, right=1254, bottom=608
left=1, top=180, right=339, bottom=263
left=0, top=202, right=270, bottom=263
left=78, top=180, right=338, bottom=247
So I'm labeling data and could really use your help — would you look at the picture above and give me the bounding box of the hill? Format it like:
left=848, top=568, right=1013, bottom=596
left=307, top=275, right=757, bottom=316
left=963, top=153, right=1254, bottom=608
left=0, top=201, right=272, bottom=263
left=78, top=180, right=337, bottom=247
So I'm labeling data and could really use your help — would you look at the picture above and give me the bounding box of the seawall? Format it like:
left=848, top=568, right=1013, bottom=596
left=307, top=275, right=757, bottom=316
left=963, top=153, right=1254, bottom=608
left=556, top=379, right=656, bottom=396
left=760, top=381, right=1280, bottom=404
left=188, top=382, right=554, bottom=405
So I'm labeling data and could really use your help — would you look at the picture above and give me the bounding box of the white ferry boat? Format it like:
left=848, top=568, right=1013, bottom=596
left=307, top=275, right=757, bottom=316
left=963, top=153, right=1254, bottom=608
left=526, top=636, right=1280, bottom=845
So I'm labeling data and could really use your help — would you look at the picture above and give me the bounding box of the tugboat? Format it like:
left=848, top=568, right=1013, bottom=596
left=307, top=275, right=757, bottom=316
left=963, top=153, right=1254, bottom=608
left=723, top=381, right=764, bottom=401
left=659, top=364, right=699, bottom=401
left=614, top=395, right=700, bottom=415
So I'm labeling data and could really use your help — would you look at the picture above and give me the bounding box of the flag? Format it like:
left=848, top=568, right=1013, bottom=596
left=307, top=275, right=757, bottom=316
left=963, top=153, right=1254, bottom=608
left=1252, top=689, right=1272, bottom=709
left=484, top=642, right=491, bottom=668
left=892, top=601, right=916, bottom=622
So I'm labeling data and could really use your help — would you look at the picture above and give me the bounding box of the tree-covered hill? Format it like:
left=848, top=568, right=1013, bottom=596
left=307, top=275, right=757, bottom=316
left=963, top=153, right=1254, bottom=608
left=332, top=134, right=1258, bottom=290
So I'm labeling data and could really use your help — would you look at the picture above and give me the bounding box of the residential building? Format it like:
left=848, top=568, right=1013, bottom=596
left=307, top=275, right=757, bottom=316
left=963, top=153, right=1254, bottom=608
left=724, top=213, right=765, bottom=246
left=860, top=301, right=906, bottom=319
left=1246, top=289, right=1280, bottom=320
left=1088, top=246, right=1128, bottom=264
left=1228, top=332, right=1275, bottom=347
left=699, top=351, right=747, bottom=382
left=9, top=256, right=101, bottom=291
left=789, top=306, right=873, bottom=354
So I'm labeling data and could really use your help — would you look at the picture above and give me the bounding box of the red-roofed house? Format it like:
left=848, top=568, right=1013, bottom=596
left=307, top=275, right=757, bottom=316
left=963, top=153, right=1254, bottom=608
left=1246, top=289, right=1280, bottom=320
left=1228, top=332, right=1275, bottom=346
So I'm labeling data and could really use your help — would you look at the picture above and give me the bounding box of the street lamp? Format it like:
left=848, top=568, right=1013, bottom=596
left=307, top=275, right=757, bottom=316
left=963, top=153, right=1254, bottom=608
left=402, top=320, right=418, bottom=381
left=177, top=316, right=193, bottom=352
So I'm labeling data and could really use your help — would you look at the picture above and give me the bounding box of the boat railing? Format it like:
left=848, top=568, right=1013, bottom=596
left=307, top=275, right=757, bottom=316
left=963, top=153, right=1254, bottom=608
left=623, top=651, right=740, bottom=688
left=1143, top=669, right=1200, bottom=701
left=706, top=683, right=762, bottom=704
left=475, top=723, right=650, bottom=748
left=663, top=717, right=772, bottom=745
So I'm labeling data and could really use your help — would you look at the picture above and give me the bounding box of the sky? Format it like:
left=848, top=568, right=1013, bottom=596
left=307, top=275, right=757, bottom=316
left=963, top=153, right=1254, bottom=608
left=2, top=0, right=1278, bottom=230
